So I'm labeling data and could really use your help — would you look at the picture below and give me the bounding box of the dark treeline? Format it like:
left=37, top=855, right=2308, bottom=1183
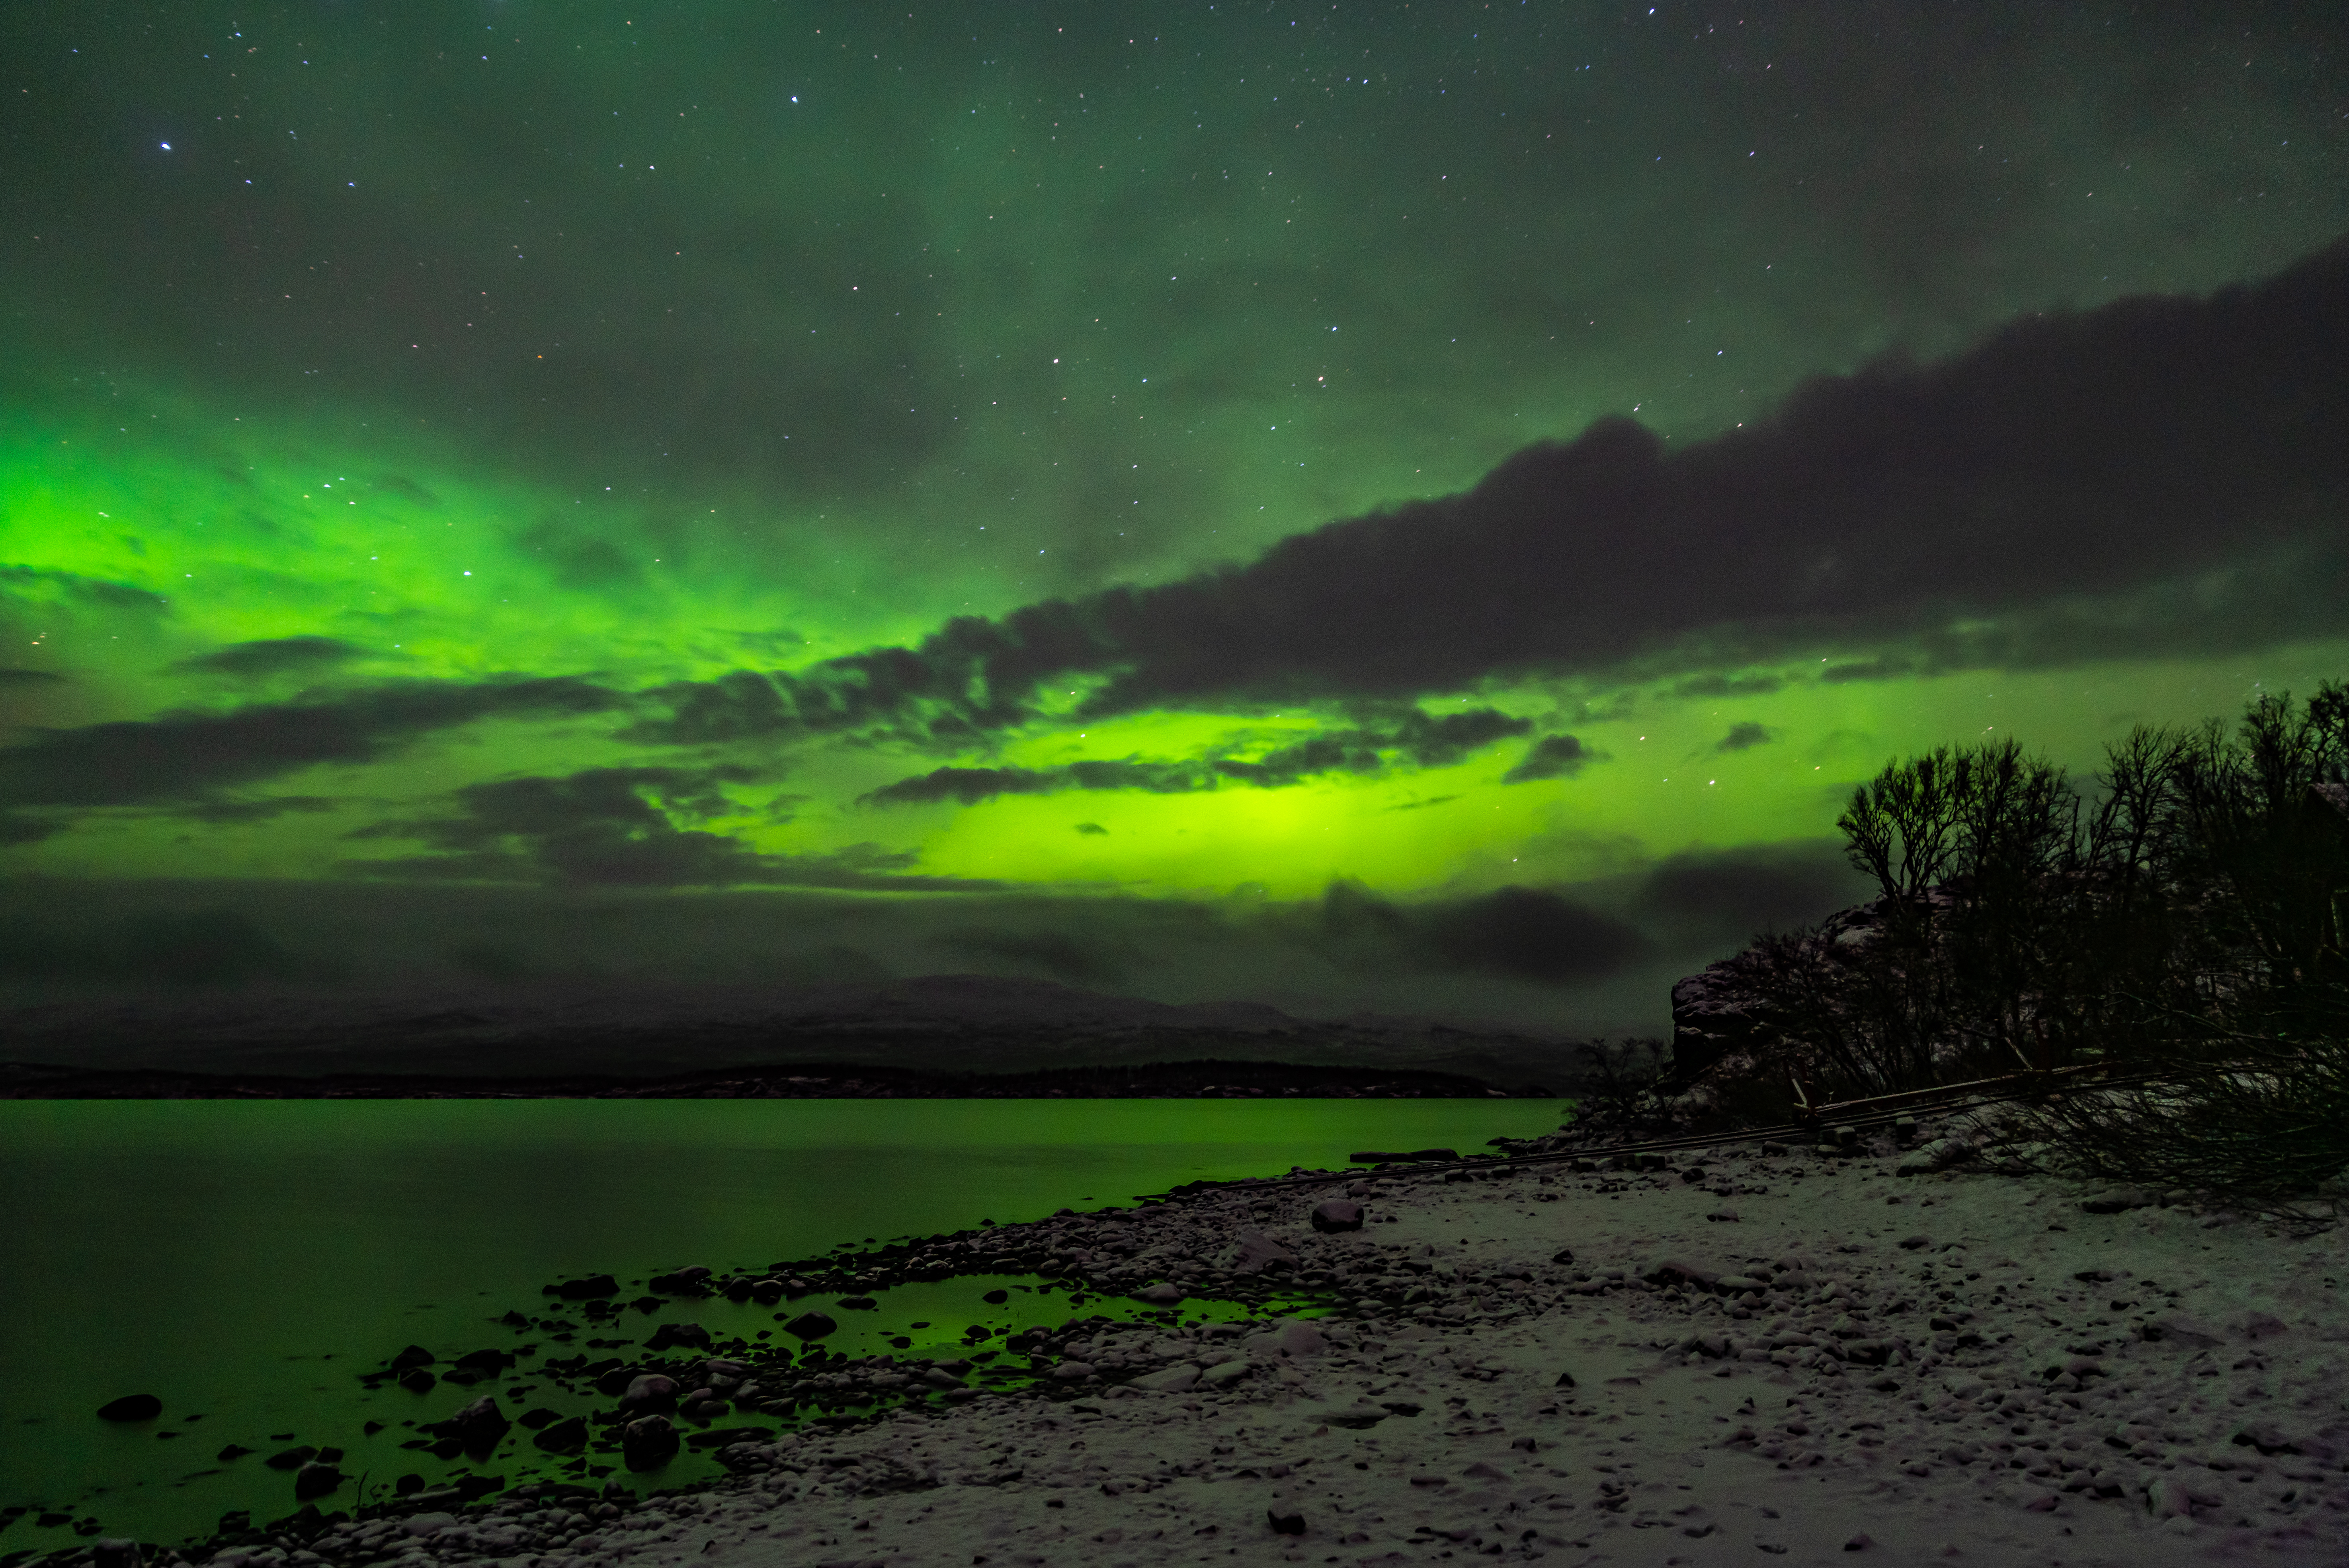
left=1805, top=682, right=2346, bottom=1090
left=1687, top=682, right=2349, bottom=1213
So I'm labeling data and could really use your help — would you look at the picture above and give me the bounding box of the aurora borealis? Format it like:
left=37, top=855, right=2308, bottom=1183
left=4, top=2, right=2347, bottom=1034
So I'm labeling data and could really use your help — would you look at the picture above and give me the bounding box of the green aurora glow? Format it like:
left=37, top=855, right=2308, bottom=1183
left=4, top=2, right=2347, bottom=1030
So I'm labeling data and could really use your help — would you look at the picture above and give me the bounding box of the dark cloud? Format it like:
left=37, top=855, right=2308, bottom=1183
left=0, top=903, right=305, bottom=987
left=172, top=636, right=364, bottom=677
left=1716, top=722, right=1775, bottom=752
left=862, top=709, right=1531, bottom=807
left=1502, top=734, right=1595, bottom=784
left=1820, top=658, right=1913, bottom=684
left=1632, top=841, right=1873, bottom=952
left=941, top=927, right=1129, bottom=988
left=1673, top=673, right=1785, bottom=698
left=353, top=765, right=999, bottom=891
left=1316, top=879, right=1650, bottom=988
left=637, top=242, right=2349, bottom=742
left=179, top=795, right=339, bottom=824
left=0, top=677, right=623, bottom=840
left=0, top=564, right=170, bottom=614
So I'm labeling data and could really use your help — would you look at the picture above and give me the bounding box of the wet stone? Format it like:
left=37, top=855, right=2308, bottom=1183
left=96, top=1394, right=162, bottom=1423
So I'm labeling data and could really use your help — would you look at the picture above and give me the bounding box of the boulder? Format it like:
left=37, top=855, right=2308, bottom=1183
left=93, top=1541, right=143, bottom=1568
left=2080, top=1188, right=2153, bottom=1214
left=1130, top=1364, right=1201, bottom=1393
left=1895, top=1138, right=1976, bottom=1177
left=388, top=1345, right=436, bottom=1373
left=554, top=1274, right=621, bottom=1300
left=619, top=1373, right=679, bottom=1414
left=1245, top=1320, right=1326, bottom=1358
left=96, top=1394, right=162, bottom=1422
left=621, top=1414, right=679, bottom=1472
left=397, top=1367, right=437, bottom=1394
left=1310, top=1200, right=1365, bottom=1233
left=646, top=1322, right=711, bottom=1352
left=532, top=1415, right=588, bottom=1454
left=292, top=1461, right=343, bottom=1501
left=783, top=1311, right=838, bottom=1341
left=1134, top=1283, right=1185, bottom=1305
left=441, top=1395, right=510, bottom=1456
left=1230, top=1230, right=1298, bottom=1275
left=1644, top=1257, right=1722, bottom=1291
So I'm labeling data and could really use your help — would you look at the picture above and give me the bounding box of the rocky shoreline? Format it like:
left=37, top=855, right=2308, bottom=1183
left=20, top=1115, right=2349, bottom=1568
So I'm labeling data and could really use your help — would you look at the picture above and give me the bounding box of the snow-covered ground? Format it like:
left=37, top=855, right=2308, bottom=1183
left=200, top=1123, right=2349, bottom=1567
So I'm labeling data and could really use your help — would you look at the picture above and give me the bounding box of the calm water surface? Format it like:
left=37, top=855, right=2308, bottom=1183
left=0, top=1097, right=1565, bottom=1549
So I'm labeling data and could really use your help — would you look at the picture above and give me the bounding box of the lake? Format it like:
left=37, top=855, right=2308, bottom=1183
left=0, top=1097, right=1566, bottom=1551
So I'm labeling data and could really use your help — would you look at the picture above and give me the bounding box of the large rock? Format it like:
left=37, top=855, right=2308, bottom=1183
left=619, top=1373, right=679, bottom=1414
left=292, top=1461, right=344, bottom=1501
left=1130, top=1364, right=1201, bottom=1393
left=621, top=1414, right=679, bottom=1471
left=646, top=1321, right=711, bottom=1352
left=783, top=1311, right=838, bottom=1341
left=1244, top=1320, right=1326, bottom=1358
left=532, top=1415, right=588, bottom=1454
left=1229, top=1230, right=1298, bottom=1275
left=95, top=1394, right=162, bottom=1422
left=440, top=1395, right=509, bottom=1457
left=1310, top=1200, right=1364, bottom=1233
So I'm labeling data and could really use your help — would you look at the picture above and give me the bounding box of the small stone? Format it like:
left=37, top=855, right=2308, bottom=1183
left=1266, top=1505, right=1305, bottom=1535
left=646, top=1321, right=711, bottom=1352
left=1554, top=1371, right=1577, bottom=1389
left=397, top=1366, right=437, bottom=1393
left=387, top=1345, right=435, bottom=1372
left=96, top=1394, right=162, bottom=1423
left=264, top=1445, right=318, bottom=1470
left=981, top=1288, right=1010, bottom=1304
left=93, top=1540, right=143, bottom=1568
left=1201, top=1361, right=1252, bottom=1387
left=1134, top=1283, right=1184, bottom=1305
left=555, top=1273, right=621, bottom=1299
left=1843, top=1533, right=1875, bottom=1551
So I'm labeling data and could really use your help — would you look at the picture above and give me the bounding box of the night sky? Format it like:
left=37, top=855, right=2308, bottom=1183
left=4, top=2, right=2346, bottom=1033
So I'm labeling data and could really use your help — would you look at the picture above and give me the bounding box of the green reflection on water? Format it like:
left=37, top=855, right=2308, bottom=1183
left=0, top=1097, right=1564, bottom=1546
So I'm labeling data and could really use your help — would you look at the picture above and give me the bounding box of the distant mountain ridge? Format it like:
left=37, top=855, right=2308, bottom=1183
left=0, top=972, right=1595, bottom=1088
